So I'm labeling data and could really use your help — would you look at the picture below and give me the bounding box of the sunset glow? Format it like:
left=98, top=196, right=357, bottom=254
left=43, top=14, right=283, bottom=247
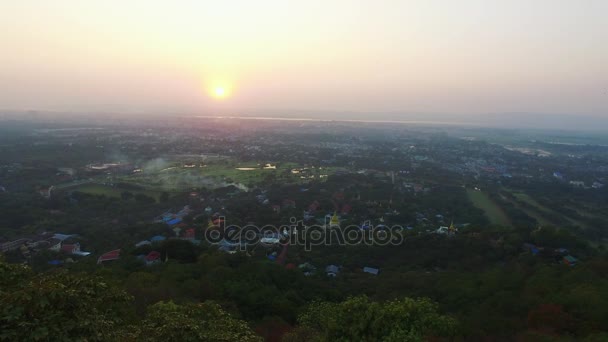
left=0, top=0, right=607, bottom=120
left=213, top=87, right=227, bottom=99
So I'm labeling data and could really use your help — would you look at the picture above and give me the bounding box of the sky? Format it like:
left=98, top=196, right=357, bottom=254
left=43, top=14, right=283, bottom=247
left=0, top=0, right=607, bottom=123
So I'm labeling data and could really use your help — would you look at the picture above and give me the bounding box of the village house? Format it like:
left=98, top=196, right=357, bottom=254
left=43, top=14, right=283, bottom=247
left=326, top=265, right=340, bottom=277
left=363, top=267, right=380, bottom=275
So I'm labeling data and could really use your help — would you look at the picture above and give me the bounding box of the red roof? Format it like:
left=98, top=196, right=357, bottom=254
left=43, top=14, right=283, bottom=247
left=308, top=201, right=320, bottom=212
left=282, top=199, right=296, bottom=207
left=341, top=204, right=352, bottom=214
left=183, top=228, right=195, bottom=239
left=97, top=249, right=121, bottom=264
left=61, top=244, right=77, bottom=253
left=145, top=251, right=161, bottom=262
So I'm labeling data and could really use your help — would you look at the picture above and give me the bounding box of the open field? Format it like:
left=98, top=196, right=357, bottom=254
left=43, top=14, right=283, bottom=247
left=114, top=162, right=338, bottom=191
left=466, top=188, right=512, bottom=226
left=508, top=190, right=588, bottom=228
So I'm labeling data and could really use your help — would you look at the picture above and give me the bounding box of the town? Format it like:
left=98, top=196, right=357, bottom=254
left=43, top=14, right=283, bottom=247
left=1, top=117, right=607, bottom=340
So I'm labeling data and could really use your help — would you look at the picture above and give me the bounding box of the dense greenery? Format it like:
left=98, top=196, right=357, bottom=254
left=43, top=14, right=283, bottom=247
left=0, top=259, right=261, bottom=341
left=287, top=296, right=456, bottom=341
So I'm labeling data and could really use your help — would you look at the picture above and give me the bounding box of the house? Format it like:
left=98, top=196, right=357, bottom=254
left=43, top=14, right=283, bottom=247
left=569, top=181, right=585, bottom=188
left=282, top=199, right=296, bottom=209
left=53, top=233, right=77, bottom=241
left=0, top=238, right=30, bottom=253
left=308, top=201, right=320, bottom=212
left=326, top=265, right=340, bottom=277
left=523, top=243, right=541, bottom=255
left=47, top=238, right=62, bottom=252
left=360, top=220, right=372, bottom=230
left=150, top=235, right=166, bottom=243
left=435, top=226, right=449, bottom=235
left=97, top=249, right=121, bottom=264
left=135, top=240, right=151, bottom=248
left=303, top=210, right=315, bottom=221
left=341, top=204, right=352, bottom=215
left=260, top=232, right=281, bottom=245
left=563, top=255, right=578, bottom=266
left=167, top=218, right=182, bottom=226
left=61, top=243, right=80, bottom=254
left=145, top=251, right=161, bottom=265
left=363, top=267, right=379, bottom=275
left=299, top=262, right=316, bottom=271
left=183, top=228, right=196, bottom=240
left=218, top=239, right=239, bottom=254
left=435, top=222, right=458, bottom=235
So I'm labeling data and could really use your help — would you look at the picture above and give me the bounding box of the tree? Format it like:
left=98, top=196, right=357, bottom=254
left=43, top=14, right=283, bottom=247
left=134, top=301, right=262, bottom=341
left=0, top=260, right=133, bottom=341
left=0, top=259, right=261, bottom=341
left=135, top=193, right=156, bottom=204
left=159, top=192, right=169, bottom=203
left=527, top=304, right=574, bottom=335
left=290, top=296, right=457, bottom=342
left=121, top=191, right=134, bottom=200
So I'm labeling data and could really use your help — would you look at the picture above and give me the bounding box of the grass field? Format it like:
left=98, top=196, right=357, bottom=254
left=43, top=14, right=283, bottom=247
left=509, top=190, right=588, bottom=228
left=466, top=188, right=512, bottom=226
left=115, top=162, right=337, bottom=191
left=61, top=162, right=338, bottom=196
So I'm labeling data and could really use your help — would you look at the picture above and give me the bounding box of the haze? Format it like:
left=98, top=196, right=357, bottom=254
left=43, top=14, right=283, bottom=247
left=1, top=0, right=607, bottom=124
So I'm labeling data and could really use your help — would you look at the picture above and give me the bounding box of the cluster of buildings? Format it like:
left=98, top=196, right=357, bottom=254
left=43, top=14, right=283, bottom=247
left=522, top=243, right=578, bottom=267
left=155, top=205, right=193, bottom=226
left=0, top=233, right=90, bottom=259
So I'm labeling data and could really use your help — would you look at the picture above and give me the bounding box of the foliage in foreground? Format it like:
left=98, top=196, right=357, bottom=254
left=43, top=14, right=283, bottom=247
left=285, top=296, right=457, bottom=342
left=0, top=259, right=261, bottom=341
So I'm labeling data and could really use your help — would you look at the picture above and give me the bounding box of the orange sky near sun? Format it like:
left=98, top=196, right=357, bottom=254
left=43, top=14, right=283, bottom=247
left=0, top=0, right=607, bottom=117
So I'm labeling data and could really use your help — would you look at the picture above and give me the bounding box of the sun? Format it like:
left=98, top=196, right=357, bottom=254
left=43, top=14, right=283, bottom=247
left=212, top=86, right=229, bottom=99
left=206, top=81, right=233, bottom=100
left=214, top=87, right=226, bottom=97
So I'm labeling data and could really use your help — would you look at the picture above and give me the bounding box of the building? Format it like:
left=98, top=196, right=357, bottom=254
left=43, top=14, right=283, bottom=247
left=326, top=265, right=340, bottom=277
left=363, top=267, right=379, bottom=275
left=569, top=181, right=585, bottom=188
left=328, top=212, right=340, bottom=228
left=144, top=251, right=161, bottom=265
left=135, top=240, right=151, bottom=248
left=97, top=249, right=121, bottom=264
left=61, top=243, right=80, bottom=254
left=563, top=255, right=578, bottom=266
left=47, top=238, right=62, bottom=252
left=150, top=235, right=166, bottom=243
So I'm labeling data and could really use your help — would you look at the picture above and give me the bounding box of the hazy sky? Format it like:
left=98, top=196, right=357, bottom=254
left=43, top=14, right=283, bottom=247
left=1, top=0, right=607, bottom=119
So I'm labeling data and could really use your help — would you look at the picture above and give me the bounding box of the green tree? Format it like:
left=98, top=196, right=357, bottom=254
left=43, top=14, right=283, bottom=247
left=290, top=296, right=457, bottom=342
left=0, top=261, right=133, bottom=341
left=121, top=191, right=134, bottom=200
left=134, top=301, right=262, bottom=341
left=159, top=192, right=169, bottom=203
